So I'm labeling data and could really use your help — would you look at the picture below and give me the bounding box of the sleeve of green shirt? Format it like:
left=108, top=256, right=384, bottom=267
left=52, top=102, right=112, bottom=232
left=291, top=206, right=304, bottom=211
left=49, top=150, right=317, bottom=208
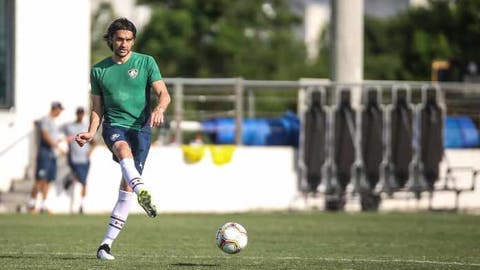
left=147, top=56, right=162, bottom=85
left=90, top=68, right=101, bottom=96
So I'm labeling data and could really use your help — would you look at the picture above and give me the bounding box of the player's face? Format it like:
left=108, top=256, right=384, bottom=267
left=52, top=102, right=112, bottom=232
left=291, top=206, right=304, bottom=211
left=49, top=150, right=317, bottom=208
left=112, top=30, right=134, bottom=58
left=76, top=111, right=84, bottom=121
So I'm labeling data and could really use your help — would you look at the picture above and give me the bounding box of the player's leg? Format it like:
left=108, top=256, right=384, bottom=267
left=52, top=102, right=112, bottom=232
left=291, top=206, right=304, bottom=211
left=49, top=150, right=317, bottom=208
left=39, top=156, right=57, bottom=213
left=28, top=148, right=49, bottom=213
left=102, top=125, right=149, bottom=197
left=64, top=157, right=75, bottom=191
left=110, top=140, right=156, bottom=217
left=27, top=179, right=40, bottom=213
left=130, top=126, right=156, bottom=218
left=96, top=125, right=151, bottom=260
left=39, top=180, right=49, bottom=213
left=79, top=184, right=87, bottom=214
left=114, top=141, right=156, bottom=217
left=76, top=162, right=89, bottom=214
left=97, top=125, right=131, bottom=259
left=66, top=164, right=78, bottom=214
left=97, top=185, right=134, bottom=260
left=114, top=141, right=146, bottom=193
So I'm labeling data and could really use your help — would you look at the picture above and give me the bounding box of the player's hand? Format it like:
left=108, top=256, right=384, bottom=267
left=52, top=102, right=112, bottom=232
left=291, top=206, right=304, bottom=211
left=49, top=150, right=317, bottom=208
left=75, top=132, right=93, bottom=147
left=56, top=139, right=68, bottom=155
left=150, top=108, right=165, bottom=127
left=67, top=135, right=75, bottom=143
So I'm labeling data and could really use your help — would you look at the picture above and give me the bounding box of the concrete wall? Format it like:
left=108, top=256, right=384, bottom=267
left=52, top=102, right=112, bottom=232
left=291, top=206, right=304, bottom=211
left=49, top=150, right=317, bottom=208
left=0, top=0, right=91, bottom=191
left=41, top=146, right=299, bottom=214
left=38, top=146, right=480, bottom=214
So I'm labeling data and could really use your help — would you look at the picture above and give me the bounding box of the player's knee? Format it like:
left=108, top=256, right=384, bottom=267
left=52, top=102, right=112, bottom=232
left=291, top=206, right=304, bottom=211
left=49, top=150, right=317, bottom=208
left=113, top=141, right=132, bottom=159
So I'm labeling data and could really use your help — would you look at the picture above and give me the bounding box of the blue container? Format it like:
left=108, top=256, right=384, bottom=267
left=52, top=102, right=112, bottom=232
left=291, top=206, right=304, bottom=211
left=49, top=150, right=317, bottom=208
left=444, top=116, right=480, bottom=148
left=214, top=118, right=236, bottom=144
left=444, top=117, right=463, bottom=148
left=457, top=116, right=480, bottom=147
left=244, top=119, right=270, bottom=145
left=201, top=112, right=300, bottom=146
left=281, top=111, right=300, bottom=147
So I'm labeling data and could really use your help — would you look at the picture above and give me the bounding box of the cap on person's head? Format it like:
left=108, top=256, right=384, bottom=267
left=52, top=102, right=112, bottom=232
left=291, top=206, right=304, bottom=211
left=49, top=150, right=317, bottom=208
left=51, top=101, right=64, bottom=110
left=76, top=107, right=85, bottom=114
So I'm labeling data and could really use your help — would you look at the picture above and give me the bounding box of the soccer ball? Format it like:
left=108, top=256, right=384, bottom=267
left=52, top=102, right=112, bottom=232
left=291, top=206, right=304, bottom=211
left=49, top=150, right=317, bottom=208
left=215, top=222, right=248, bottom=254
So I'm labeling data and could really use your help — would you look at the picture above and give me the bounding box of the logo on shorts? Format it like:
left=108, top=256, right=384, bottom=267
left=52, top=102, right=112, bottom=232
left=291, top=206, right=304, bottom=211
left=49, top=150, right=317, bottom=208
left=110, top=133, right=120, bottom=141
left=128, top=68, right=138, bottom=79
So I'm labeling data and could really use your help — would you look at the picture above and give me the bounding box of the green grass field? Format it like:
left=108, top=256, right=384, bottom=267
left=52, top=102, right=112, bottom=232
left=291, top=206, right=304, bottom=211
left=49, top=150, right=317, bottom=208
left=0, top=212, right=479, bottom=269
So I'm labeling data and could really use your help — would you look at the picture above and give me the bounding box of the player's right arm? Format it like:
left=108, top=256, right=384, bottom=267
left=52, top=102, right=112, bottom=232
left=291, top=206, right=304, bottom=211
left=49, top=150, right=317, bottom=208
left=75, top=94, right=103, bottom=147
left=40, top=128, right=58, bottom=148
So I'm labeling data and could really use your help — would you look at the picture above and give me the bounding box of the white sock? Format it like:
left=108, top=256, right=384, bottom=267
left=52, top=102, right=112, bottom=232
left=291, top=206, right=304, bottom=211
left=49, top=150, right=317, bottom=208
left=101, top=190, right=134, bottom=247
left=119, top=158, right=145, bottom=194
left=40, top=200, right=47, bottom=211
left=27, top=198, right=36, bottom=209
left=80, top=197, right=85, bottom=210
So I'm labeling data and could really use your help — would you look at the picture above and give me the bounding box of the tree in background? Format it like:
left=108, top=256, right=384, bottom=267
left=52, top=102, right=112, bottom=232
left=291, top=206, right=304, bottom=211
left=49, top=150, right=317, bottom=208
left=91, top=2, right=116, bottom=65
left=363, top=0, right=480, bottom=81
left=90, top=0, right=480, bottom=81
left=311, top=0, right=480, bottom=81
left=135, top=0, right=311, bottom=80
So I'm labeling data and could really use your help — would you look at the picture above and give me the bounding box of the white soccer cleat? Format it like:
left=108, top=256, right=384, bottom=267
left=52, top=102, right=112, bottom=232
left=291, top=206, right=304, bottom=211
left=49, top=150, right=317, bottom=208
left=97, top=244, right=115, bottom=260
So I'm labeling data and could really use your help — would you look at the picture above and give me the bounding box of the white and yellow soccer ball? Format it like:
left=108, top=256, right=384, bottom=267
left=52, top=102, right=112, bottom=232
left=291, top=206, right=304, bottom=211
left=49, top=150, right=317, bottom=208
left=215, top=222, right=248, bottom=254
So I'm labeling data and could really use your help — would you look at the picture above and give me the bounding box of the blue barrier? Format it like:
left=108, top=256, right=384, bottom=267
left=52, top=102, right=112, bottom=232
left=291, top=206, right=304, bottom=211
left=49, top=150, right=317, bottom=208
left=201, top=112, right=300, bottom=146
left=202, top=114, right=479, bottom=148
left=444, top=116, right=479, bottom=148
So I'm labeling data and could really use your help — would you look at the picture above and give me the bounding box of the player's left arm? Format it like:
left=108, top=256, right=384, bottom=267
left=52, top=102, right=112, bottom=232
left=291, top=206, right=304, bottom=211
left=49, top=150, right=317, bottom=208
left=150, top=80, right=171, bottom=127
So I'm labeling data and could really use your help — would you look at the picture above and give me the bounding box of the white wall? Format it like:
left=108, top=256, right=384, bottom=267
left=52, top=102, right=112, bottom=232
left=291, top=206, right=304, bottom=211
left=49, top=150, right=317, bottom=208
left=0, top=0, right=91, bottom=191
left=44, top=146, right=299, bottom=214
left=380, top=149, right=480, bottom=211
left=14, top=0, right=91, bottom=125
left=41, top=147, right=480, bottom=214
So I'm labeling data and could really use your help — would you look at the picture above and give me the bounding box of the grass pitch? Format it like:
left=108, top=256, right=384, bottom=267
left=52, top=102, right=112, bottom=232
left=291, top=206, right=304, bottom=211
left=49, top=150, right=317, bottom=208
left=0, top=212, right=479, bottom=269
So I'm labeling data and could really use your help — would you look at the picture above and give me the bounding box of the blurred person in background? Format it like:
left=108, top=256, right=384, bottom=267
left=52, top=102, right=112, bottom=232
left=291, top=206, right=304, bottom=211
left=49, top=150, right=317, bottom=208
left=190, top=133, right=204, bottom=146
left=27, top=101, right=65, bottom=214
left=75, top=17, right=171, bottom=260
left=62, top=107, right=95, bottom=214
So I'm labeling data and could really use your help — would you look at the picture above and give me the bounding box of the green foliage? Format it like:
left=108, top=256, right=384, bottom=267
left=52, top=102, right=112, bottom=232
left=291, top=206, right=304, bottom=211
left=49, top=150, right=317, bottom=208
left=363, top=0, right=480, bottom=80
left=90, top=2, right=116, bottom=65
left=91, top=1, right=480, bottom=81
left=135, top=0, right=313, bottom=80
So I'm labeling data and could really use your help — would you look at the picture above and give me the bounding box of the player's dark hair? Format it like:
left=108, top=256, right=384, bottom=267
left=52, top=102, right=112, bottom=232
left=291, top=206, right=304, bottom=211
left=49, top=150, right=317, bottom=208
left=103, top=18, right=137, bottom=51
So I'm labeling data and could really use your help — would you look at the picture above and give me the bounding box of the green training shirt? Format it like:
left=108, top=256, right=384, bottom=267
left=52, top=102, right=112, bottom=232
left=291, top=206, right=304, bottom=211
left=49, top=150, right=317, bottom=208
left=90, top=52, right=162, bottom=130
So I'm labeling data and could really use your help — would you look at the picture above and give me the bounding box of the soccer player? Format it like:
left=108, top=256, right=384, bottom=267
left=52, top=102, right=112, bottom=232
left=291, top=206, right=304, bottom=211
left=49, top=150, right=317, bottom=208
left=27, top=101, right=64, bottom=214
left=62, top=107, right=94, bottom=214
left=75, top=18, right=171, bottom=260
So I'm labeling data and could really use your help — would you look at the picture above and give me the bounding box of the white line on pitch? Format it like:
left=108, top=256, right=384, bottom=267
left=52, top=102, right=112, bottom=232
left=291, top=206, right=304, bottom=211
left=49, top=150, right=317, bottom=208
left=1, top=251, right=479, bottom=267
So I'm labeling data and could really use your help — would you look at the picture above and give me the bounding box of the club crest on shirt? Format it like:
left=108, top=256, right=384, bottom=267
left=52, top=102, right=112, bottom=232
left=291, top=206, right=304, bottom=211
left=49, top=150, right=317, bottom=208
left=127, top=68, right=138, bottom=79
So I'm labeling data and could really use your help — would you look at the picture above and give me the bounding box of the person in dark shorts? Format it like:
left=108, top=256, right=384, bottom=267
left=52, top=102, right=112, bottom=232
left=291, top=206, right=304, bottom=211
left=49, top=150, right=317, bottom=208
left=62, top=107, right=94, bottom=213
left=27, top=101, right=64, bottom=214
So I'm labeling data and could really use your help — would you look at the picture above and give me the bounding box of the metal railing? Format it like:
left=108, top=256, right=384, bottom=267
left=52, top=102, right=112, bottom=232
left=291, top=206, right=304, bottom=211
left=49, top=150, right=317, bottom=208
left=162, top=78, right=480, bottom=145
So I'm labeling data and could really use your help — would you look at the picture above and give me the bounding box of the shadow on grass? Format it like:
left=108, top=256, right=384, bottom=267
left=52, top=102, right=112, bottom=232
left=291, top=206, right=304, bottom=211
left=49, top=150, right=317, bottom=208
left=58, top=256, right=96, bottom=261
left=0, top=254, right=95, bottom=261
left=171, top=262, right=219, bottom=267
